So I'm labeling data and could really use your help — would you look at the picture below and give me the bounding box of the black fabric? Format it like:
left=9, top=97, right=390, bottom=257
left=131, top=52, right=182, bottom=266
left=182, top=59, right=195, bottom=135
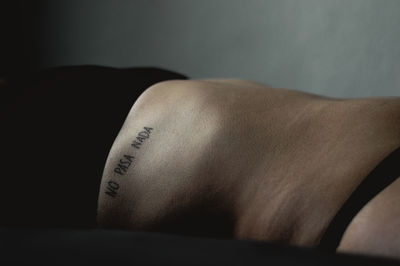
left=0, top=65, right=188, bottom=228
left=319, top=146, right=400, bottom=251
left=1, top=227, right=399, bottom=266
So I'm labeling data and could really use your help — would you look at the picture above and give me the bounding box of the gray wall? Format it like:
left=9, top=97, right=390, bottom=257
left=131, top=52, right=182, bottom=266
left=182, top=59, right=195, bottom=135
left=37, top=0, right=400, bottom=98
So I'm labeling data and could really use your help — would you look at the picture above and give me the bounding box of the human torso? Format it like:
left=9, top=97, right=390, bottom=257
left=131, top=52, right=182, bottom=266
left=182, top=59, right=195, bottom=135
left=97, top=79, right=400, bottom=249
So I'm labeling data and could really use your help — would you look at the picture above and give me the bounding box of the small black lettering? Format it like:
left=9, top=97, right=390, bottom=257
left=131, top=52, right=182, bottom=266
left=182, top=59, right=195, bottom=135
left=105, top=181, right=119, bottom=198
left=136, top=136, right=146, bottom=143
left=119, top=159, right=130, bottom=166
left=114, top=154, right=135, bottom=175
left=114, top=168, right=124, bottom=175
left=144, top=127, right=153, bottom=133
left=132, top=140, right=142, bottom=149
left=117, top=163, right=128, bottom=172
left=131, top=127, right=153, bottom=149
left=138, top=131, right=149, bottom=138
left=124, top=154, right=134, bottom=162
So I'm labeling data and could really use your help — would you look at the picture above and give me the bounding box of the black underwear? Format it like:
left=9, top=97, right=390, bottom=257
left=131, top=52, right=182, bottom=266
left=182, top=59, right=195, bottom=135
left=318, top=146, right=400, bottom=251
left=0, top=65, right=188, bottom=228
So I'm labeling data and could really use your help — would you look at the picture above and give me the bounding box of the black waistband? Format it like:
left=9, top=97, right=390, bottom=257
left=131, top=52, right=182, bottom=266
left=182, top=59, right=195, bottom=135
left=318, top=146, right=400, bottom=251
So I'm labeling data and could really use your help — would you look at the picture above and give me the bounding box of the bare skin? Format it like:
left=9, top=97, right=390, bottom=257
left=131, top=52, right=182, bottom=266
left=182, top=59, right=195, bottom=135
left=97, top=79, right=400, bottom=259
left=338, top=174, right=400, bottom=257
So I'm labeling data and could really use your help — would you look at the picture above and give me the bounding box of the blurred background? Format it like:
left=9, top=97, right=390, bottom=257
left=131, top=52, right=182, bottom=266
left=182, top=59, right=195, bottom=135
left=1, top=0, right=400, bottom=98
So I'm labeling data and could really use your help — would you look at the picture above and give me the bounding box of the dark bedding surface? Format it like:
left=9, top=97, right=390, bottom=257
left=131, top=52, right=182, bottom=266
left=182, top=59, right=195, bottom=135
left=1, top=227, right=399, bottom=266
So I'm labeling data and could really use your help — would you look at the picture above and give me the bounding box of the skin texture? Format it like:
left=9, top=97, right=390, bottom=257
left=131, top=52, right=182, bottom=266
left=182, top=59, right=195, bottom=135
left=97, top=79, right=400, bottom=258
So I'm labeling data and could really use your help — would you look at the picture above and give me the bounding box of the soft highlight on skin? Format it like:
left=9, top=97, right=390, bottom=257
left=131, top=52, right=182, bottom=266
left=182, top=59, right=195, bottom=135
left=97, top=79, right=400, bottom=259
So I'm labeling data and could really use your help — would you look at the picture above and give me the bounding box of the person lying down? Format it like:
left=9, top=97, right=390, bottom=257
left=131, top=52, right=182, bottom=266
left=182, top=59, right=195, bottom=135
left=97, top=79, right=400, bottom=260
left=1, top=67, right=400, bottom=260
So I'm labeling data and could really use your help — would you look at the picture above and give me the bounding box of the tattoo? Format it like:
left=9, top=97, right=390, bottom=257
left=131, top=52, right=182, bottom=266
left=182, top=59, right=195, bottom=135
left=105, top=126, right=154, bottom=198
left=105, top=181, right=119, bottom=198
left=114, top=154, right=135, bottom=175
left=131, top=127, right=153, bottom=149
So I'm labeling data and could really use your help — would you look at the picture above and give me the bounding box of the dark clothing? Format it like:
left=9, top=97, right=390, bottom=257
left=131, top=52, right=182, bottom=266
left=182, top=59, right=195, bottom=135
left=319, top=146, right=400, bottom=251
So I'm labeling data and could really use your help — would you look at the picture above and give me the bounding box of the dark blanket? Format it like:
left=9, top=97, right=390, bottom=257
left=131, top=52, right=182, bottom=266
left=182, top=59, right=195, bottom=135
left=1, top=227, right=399, bottom=266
